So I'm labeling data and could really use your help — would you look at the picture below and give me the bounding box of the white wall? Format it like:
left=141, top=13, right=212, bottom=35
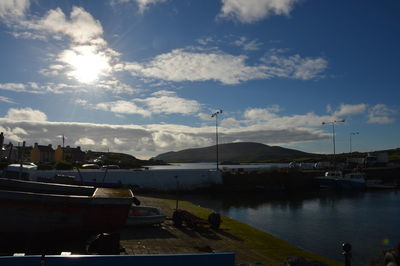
left=33, top=169, right=222, bottom=191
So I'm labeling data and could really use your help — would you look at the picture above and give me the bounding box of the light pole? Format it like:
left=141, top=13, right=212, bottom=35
left=322, top=119, right=345, bottom=161
left=349, top=132, right=359, bottom=153
left=211, top=110, right=222, bottom=171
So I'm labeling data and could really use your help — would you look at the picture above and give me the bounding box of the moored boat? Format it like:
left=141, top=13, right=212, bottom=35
left=337, top=172, right=366, bottom=189
left=366, top=179, right=398, bottom=189
left=0, top=177, right=135, bottom=233
left=314, top=171, right=342, bottom=189
left=126, top=205, right=166, bottom=226
left=314, top=170, right=366, bottom=190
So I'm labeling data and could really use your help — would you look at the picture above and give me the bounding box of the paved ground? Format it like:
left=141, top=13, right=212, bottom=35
left=120, top=195, right=245, bottom=257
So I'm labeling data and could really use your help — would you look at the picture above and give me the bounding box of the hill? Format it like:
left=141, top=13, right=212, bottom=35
left=153, top=142, right=317, bottom=163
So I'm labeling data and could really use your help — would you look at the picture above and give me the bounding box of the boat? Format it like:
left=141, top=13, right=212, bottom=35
left=314, top=171, right=343, bottom=189
left=0, top=177, right=135, bottom=233
left=366, top=179, right=398, bottom=189
left=314, top=170, right=366, bottom=190
left=337, top=172, right=366, bottom=189
left=126, top=205, right=166, bottom=226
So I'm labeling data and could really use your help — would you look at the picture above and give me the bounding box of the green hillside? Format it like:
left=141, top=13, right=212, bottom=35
left=153, top=142, right=317, bottom=163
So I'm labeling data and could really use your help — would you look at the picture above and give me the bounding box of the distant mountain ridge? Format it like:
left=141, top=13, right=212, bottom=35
left=153, top=142, right=317, bottom=163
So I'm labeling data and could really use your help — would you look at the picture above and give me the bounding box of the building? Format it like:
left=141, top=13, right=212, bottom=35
left=30, top=143, right=55, bottom=163
left=55, top=145, right=85, bottom=162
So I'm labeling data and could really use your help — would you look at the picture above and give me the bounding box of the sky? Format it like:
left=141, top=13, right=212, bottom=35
left=0, top=0, right=399, bottom=159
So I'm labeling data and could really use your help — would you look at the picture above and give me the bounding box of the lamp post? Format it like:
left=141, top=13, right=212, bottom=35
left=349, top=132, right=359, bottom=153
left=322, top=119, right=345, bottom=161
left=211, top=110, right=223, bottom=171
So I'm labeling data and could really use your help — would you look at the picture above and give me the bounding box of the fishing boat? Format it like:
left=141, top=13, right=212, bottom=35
left=126, top=205, right=166, bottom=226
left=337, top=172, right=366, bottom=189
left=366, top=179, right=398, bottom=189
left=314, top=171, right=366, bottom=190
left=0, top=177, right=135, bottom=233
left=314, top=171, right=342, bottom=189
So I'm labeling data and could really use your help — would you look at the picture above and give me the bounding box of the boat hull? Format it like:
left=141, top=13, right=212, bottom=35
left=126, top=206, right=166, bottom=226
left=314, top=177, right=337, bottom=189
left=335, top=179, right=366, bottom=190
left=0, top=178, right=133, bottom=233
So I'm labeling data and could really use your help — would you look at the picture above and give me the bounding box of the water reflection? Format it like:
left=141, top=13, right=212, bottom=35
left=182, top=190, right=400, bottom=266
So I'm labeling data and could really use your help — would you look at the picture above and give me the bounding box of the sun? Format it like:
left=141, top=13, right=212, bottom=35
left=61, top=46, right=111, bottom=84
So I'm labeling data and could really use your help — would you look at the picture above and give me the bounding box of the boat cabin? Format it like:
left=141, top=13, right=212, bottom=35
left=2, top=164, right=37, bottom=181
left=325, top=171, right=343, bottom=177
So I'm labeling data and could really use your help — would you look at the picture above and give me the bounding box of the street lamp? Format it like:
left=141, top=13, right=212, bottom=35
left=349, top=132, right=359, bottom=153
left=322, top=119, right=345, bottom=160
left=211, top=110, right=223, bottom=171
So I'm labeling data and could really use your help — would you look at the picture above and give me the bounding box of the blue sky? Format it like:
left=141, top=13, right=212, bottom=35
left=0, top=0, right=399, bottom=159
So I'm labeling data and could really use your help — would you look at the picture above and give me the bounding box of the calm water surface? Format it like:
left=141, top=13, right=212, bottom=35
left=183, top=190, right=400, bottom=265
left=149, top=162, right=288, bottom=170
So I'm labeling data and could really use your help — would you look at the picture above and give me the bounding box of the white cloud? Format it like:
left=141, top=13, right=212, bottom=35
left=218, top=0, right=300, bottom=23
left=136, top=0, right=170, bottom=13
left=244, top=106, right=280, bottom=121
left=137, top=91, right=201, bottom=115
left=0, top=80, right=139, bottom=95
left=94, top=101, right=151, bottom=117
left=124, top=48, right=327, bottom=84
left=111, top=0, right=170, bottom=13
left=0, top=0, right=29, bottom=25
left=100, top=138, right=109, bottom=146
left=220, top=117, right=242, bottom=128
left=36, top=6, right=103, bottom=44
left=78, top=91, right=201, bottom=117
left=0, top=96, right=15, bottom=104
left=75, top=99, right=88, bottom=106
left=0, top=112, right=329, bottom=159
left=197, top=36, right=215, bottom=46
left=198, top=112, right=214, bottom=121
left=75, top=137, right=96, bottom=146
left=367, top=104, right=396, bottom=124
left=261, top=52, right=328, bottom=80
left=151, top=131, right=211, bottom=149
left=0, top=82, right=43, bottom=94
left=96, top=80, right=142, bottom=95
left=233, top=37, right=262, bottom=51
left=327, top=103, right=368, bottom=116
left=4, top=107, right=47, bottom=121
left=332, top=103, right=367, bottom=116
left=114, top=137, right=124, bottom=145
left=124, top=48, right=267, bottom=85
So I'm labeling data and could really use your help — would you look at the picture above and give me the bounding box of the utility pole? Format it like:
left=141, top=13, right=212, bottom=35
left=322, top=119, right=345, bottom=162
left=211, top=110, right=223, bottom=171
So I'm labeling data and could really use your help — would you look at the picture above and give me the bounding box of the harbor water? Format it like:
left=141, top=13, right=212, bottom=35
left=183, top=190, right=400, bottom=266
left=149, top=162, right=288, bottom=170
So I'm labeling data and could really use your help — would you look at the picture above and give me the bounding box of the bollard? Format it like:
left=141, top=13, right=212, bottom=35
left=342, top=242, right=352, bottom=266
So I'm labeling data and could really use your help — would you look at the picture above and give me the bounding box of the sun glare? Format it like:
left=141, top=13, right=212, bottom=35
left=62, top=46, right=111, bottom=84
